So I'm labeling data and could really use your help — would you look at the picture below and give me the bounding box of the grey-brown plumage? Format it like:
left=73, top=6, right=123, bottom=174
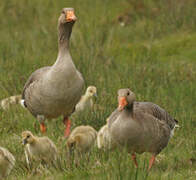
left=0, top=147, right=15, bottom=179
left=134, top=102, right=178, bottom=130
left=108, top=88, right=178, bottom=170
left=22, top=67, right=50, bottom=104
left=21, top=8, right=84, bottom=135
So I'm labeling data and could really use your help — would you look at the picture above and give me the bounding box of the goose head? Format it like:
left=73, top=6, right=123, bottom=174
left=21, top=131, right=35, bottom=145
left=58, top=8, right=77, bottom=50
left=58, top=8, right=77, bottom=25
left=117, top=89, right=136, bottom=111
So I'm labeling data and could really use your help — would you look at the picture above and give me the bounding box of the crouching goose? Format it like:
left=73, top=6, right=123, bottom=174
left=22, top=131, right=57, bottom=166
left=74, top=86, right=97, bottom=113
left=108, top=88, right=179, bottom=170
left=67, top=125, right=97, bottom=155
left=0, top=147, right=15, bottom=178
left=21, top=8, right=84, bottom=137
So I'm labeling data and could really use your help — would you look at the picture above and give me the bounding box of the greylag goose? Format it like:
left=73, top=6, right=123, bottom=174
left=22, top=131, right=57, bottom=166
left=21, top=8, right=84, bottom=137
left=74, top=86, right=97, bottom=113
left=0, top=146, right=15, bottom=178
left=108, top=88, right=179, bottom=170
left=0, top=95, right=21, bottom=110
left=67, top=125, right=97, bottom=155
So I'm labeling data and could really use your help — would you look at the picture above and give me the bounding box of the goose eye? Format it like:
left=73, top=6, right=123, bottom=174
left=127, top=92, right=130, bottom=96
left=61, top=10, right=65, bottom=14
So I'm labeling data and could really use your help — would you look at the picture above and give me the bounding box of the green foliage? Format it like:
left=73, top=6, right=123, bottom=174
left=0, top=0, right=195, bottom=179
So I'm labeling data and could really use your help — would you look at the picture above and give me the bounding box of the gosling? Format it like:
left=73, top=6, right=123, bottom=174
left=0, top=147, right=15, bottom=179
left=97, top=124, right=114, bottom=150
left=67, top=125, right=97, bottom=155
left=21, top=131, right=57, bottom=165
left=0, top=95, right=21, bottom=110
left=74, top=86, right=97, bottom=113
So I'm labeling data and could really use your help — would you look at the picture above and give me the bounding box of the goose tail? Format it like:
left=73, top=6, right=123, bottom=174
left=170, top=119, right=180, bottom=138
left=20, top=99, right=27, bottom=108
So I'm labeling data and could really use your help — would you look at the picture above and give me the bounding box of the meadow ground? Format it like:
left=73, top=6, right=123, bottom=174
left=0, top=0, right=195, bottom=179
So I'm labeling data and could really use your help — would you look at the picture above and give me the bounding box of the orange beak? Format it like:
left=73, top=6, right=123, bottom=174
left=118, top=96, right=128, bottom=111
left=66, top=10, right=77, bottom=22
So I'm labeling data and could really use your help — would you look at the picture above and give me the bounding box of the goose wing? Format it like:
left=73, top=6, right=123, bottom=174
left=134, top=102, right=178, bottom=129
left=22, top=66, right=51, bottom=99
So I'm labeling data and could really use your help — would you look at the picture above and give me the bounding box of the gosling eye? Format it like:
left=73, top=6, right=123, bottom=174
left=127, top=92, right=130, bottom=96
left=27, top=135, right=30, bottom=138
left=61, top=10, right=65, bottom=14
left=70, top=143, right=75, bottom=148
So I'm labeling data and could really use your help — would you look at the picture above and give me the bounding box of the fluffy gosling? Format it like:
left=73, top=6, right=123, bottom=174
left=0, top=95, right=21, bottom=110
left=67, top=125, right=97, bottom=155
left=21, top=131, right=57, bottom=166
left=74, top=86, right=97, bottom=113
left=97, top=119, right=115, bottom=150
left=0, top=147, right=15, bottom=179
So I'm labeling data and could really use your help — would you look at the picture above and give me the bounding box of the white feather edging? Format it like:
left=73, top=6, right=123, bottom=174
left=170, top=124, right=180, bottom=138
left=20, top=99, right=26, bottom=108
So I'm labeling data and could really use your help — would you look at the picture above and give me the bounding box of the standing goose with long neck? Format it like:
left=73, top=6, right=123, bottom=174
left=22, top=8, right=84, bottom=137
left=108, top=89, right=178, bottom=170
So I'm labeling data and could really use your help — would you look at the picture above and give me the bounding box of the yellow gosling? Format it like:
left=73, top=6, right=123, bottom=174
left=67, top=125, right=97, bottom=155
left=97, top=118, right=115, bottom=150
left=0, top=95, right=21, bottom=110
left=97, top=124, right=114, bottom=150
left=0, top=147, right=15, bottom=179
left=74, top=86, right=97, bottom=113
left=21, top=131, right=57, bottom=166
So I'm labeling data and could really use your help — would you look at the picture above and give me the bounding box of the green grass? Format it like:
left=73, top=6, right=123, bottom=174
left=0, top=0, right=196, bottom=179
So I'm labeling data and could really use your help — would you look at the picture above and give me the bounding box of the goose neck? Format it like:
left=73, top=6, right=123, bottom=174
left=125, top=103, right=134, bottom=113
left=58, top=22, right=74, bottom=54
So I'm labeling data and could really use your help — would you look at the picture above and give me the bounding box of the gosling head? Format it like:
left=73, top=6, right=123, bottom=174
left=66, top=135, right=82, bottom=154
left=67, top=135, right=81, bottom=148
left=85, top=86, right=97, bottom=98
left=117, top=89, right=136, bottom=111
left=21, top=131, right=35, bottom=145
left=67, top=137, right=76, bottom=149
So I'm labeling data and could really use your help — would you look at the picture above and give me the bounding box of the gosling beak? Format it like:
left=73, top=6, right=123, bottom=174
left=68, top=142, right=75, bottom=157
left=118, top=96, right=128, bottom=111
left=66, top=10, right=77, bottom=22
left=22, top=139, right=27, bottom=145
left=94, top=93, right=98, bottom=97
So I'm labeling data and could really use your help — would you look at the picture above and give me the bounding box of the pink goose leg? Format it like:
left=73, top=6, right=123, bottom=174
left=148, top=155, right=156, bottom=171
left=37, top=115, right=46, bottom=133
left=131, top=153, right=138, bottom=168
left=63, top=117, right=71, bottom=137
left=40, top=122, right=47, bottom=133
